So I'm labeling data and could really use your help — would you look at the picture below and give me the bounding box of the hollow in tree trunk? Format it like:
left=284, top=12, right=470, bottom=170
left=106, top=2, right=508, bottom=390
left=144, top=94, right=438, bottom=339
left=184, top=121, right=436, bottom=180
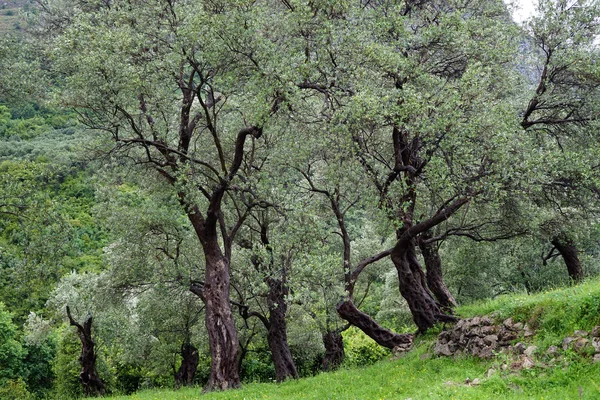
left=321, top=329, right=345, bottom=371
left=337, top=300, right=413, bottom=349
left=391, top=238, right=456, bottom=333
left=66, top=306, right=105, bottom=397
left=551, top=236, right=584, bottom=283
left=175, top=343, right=199, bottom=387
left=419, top=233, right=457, bottom=309
left=265, top=277, right=298, bottom=382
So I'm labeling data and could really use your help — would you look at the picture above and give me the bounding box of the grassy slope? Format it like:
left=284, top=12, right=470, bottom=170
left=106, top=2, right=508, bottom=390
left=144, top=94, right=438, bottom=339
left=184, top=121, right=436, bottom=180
left=0, top=8, right=21, bottom=33
left=108, top=279, right=600, bottom=400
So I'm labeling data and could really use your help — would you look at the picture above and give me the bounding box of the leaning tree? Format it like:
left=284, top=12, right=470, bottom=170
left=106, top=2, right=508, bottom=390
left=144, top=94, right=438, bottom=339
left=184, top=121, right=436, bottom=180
left=275, top=0, right=522, bottom=332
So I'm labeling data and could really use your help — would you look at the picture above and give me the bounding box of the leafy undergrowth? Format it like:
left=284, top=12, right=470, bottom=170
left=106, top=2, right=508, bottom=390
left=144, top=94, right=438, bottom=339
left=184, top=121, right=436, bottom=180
left=107, top=279, right=600, bottom=400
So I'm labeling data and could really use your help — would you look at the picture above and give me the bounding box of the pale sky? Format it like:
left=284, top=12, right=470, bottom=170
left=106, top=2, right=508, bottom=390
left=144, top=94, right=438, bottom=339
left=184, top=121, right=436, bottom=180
left=506, top=0, right=538, bottom=24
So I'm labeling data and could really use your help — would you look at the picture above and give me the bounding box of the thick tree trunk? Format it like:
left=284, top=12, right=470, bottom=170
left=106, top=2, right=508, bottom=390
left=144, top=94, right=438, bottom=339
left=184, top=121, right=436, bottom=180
left=202, top=251, right=240, bottom=391
left=337, top=300, right=413, bottom=349
left=418, top=234, right=457, bottom=309
left=551, top=236, right=584, bottom=283
left=391, top=239, right=456, bottom=333
left=265, top=277, right=298, bottom=382
left=321, top=330, right=345, bottom=371
left=175, top=343, right=199, bottom=387
left=66, top=307, right=105, bottom=397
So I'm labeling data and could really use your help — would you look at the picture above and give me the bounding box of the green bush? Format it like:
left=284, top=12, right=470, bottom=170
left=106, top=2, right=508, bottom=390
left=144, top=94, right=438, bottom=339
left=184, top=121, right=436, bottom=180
left=0, top=378, right=33, bottom=400
left=0, top=303, right=26, bottom=382
left=51, top=327, right=83, bottom=399
left=342, top=327, right=390, bottom=367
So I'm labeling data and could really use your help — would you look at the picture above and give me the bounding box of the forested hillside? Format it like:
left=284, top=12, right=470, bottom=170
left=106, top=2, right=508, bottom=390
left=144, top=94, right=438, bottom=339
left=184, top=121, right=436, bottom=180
left=1, top=0, right=599, bottom=398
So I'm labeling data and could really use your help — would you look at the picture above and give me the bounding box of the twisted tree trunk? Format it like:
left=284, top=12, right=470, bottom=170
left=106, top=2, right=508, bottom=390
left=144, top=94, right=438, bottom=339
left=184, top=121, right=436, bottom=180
left=175, top=343, right=199, bottom=387
left=265, top=277, right=298, bottom=382
left=189, top=224, right=240, bottom=391
left=419, top=233, right=457, bottom=309
left=551, top=236, right=584, bottom=283
left=321, top=329, right=345, bottom=371
left=391, top=238, right=456, bottom=333
left=337, top=300, right=413, bottom=349
left=66, top=306, right=105, bottom=397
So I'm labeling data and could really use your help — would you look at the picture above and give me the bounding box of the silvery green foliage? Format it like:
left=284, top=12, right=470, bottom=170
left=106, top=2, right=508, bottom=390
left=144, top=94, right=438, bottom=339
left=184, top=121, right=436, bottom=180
left=23, top=312, right=53, bottom=347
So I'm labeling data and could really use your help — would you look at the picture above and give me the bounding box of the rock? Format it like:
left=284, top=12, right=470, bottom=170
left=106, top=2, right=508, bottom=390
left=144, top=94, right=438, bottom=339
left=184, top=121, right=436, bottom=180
left=591, top=326, right=600, bottom=338
left=503, top=318, right=514, bottom=329
left=562, top=337, right=575, bottom=350
left=510, top=361, right=523, bottom=371
left=524, top=345, right=538, bottom=357
left=498, top=329, right=518, bottom=343
left=574, top=330, right=589, bottom=337
left=480, top=316, right=493, bottom=326
left=514, top=342, right=526, bottom=354
left=483, top=334, right=499, bottom=346
left=434, top=342, right=453, bottom=357
left=513, top=322, right=524, bottom=331
left=573, top=337, right=590, bottom=353
left=471, top=378, right=481, bottom=386
left=470, top=316, right=481, bottom=327
left=593, top=354, right=600, bottom=363
left=481, top=325, right=497, bottom=335
left=464, top=378, right=472, bottom=384
left=546, top=345, right=559, bottom=355
left=438, top=331, right=452, bottom=343
left=393, top=344, right=411, bottom=355
left=478, top=346, right=495, bottom=359
left=420, top=353, right=431, bottom=360
left=487, top=368, right=497, bottom=377
left=592, top=338, right=600, bottom=353
left=522, top=356, right=535, bottom=369
left=523, top=324, right=534, bottom=337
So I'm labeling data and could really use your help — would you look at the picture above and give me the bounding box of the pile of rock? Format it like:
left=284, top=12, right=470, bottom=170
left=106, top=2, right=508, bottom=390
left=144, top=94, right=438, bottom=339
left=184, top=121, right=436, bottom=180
left=434, top=314, right=600, bottom=366
left=434, top=316, right=533, bottom=359
left=561, top=326, right=600, bottom=363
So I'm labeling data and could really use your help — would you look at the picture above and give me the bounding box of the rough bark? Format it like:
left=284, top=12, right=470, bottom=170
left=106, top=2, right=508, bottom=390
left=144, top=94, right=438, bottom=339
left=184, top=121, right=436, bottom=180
left=321, top=330, right=345, bottom=371
left=202, top=252, right=240, bottom=390
left=189, top=223, right=240, bottom=391
left=391, top=238, right=457, bottom=333
left=419, top=233, right=457, bottom=309
left=265, top=277, right=298, bottom=382
left=551, top=236, right=584, bottom=283
left=175, top=343, right=199, bottom=387
left=336, top=300, right=413, bottom=349
left=66, top=306, right=105, bottom=397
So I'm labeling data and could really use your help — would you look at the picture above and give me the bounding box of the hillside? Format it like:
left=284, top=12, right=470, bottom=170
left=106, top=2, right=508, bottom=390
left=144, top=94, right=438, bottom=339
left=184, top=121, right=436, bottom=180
left=0, top=0, right=32, bottom=33
left=104, top=280, right=600, bottom=400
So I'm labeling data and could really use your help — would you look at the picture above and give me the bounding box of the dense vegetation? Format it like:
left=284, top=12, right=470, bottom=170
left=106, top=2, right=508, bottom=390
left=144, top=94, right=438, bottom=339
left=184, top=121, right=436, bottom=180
left=1, top=0, right=599, bottom=398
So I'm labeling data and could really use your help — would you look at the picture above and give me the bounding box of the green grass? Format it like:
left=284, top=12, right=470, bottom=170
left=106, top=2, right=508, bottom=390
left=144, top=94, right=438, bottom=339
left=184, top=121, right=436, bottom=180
left=106, top=279, right=600, bottom=399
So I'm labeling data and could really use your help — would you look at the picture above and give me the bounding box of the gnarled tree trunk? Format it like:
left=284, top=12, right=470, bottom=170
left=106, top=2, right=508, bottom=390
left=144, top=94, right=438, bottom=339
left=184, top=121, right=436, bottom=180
left=321, top=329, right=345, bottom=371
left=337, top=300, right=412, bottom=349
left=551, top=236, right=584, bottom=283
left=202, top=252, right=240, bottom=390
left=66, top=306, right=105, bottom=397
left=265, top=277, right=298, bottom=382
left=189, top=224, right=240, bottom=391
left=175, top=343, right=199, bottom=387
left=391, top=238, right=456, bottom=333
left=419, top=233, right=457, bottom=309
